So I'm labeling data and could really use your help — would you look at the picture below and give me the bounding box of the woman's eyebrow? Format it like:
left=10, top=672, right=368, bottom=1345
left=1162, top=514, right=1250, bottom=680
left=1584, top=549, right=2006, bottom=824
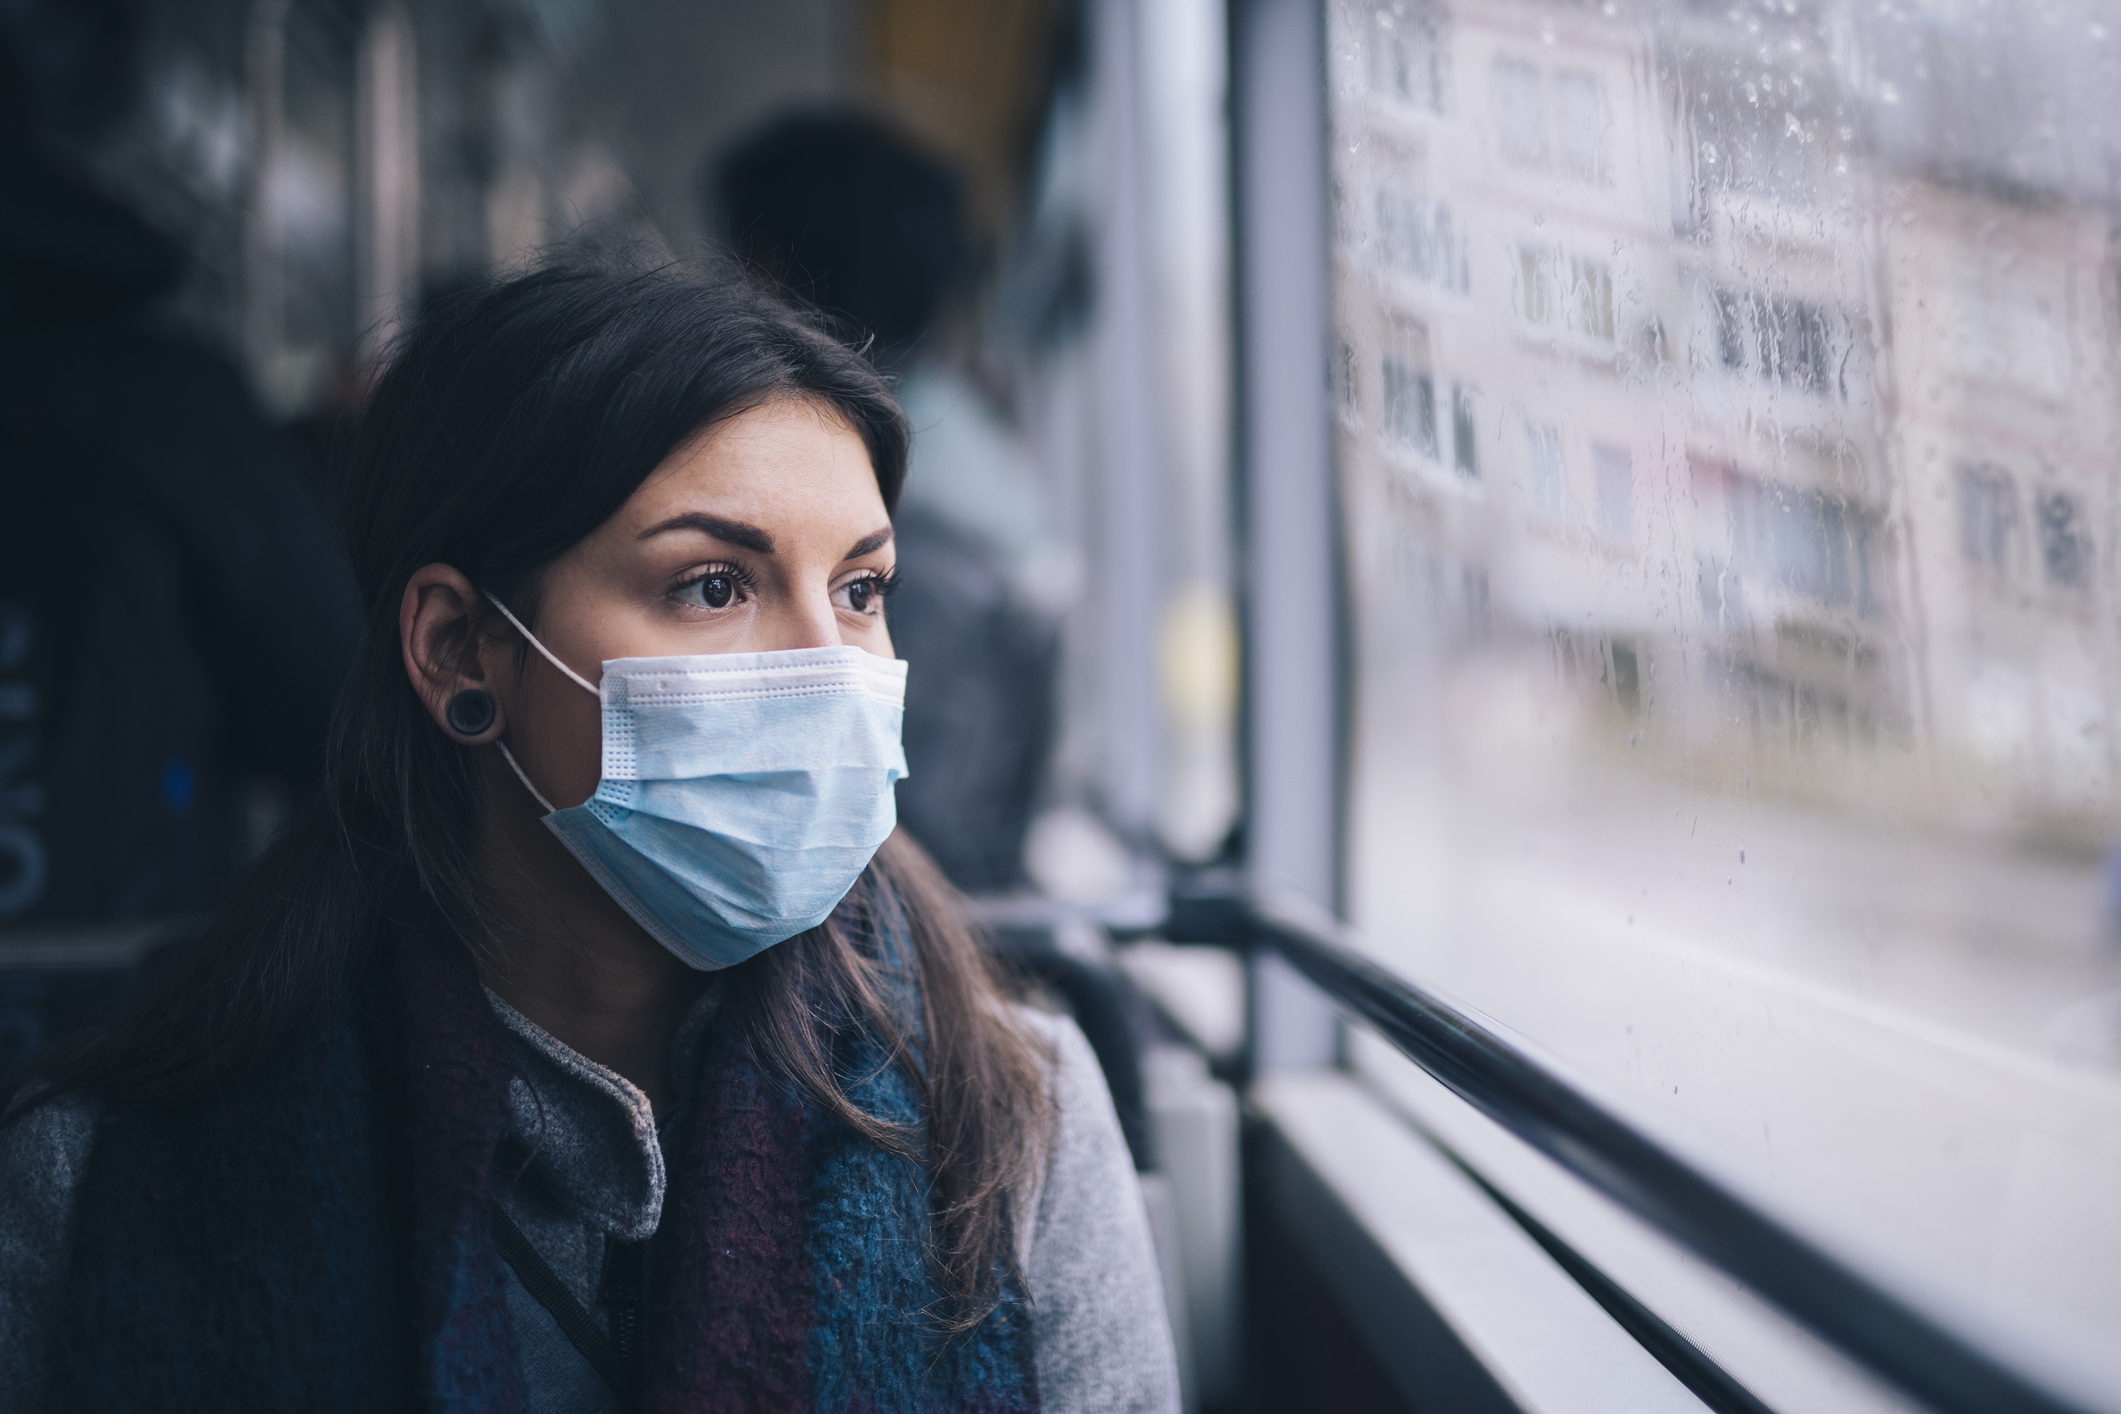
left=640, top=512, right=774, bottom=553
left=844, top=527, right=894, bottom=560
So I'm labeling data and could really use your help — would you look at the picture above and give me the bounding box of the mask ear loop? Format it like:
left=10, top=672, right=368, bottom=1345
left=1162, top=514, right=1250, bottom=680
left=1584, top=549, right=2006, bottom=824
left=479, top=592, right=596, bottom=816
left=493, top=740, right=557, bottom=814
left=483, top=594, right=601, bottom=695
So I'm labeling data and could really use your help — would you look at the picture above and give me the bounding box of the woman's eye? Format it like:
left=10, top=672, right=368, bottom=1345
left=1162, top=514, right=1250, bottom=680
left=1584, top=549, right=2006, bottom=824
left=837, top=577, right=883, bottom=615
left=682, top=573, right=738, bottom=609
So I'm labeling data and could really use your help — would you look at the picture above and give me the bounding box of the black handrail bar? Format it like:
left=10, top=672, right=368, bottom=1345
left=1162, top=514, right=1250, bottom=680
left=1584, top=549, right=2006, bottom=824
left=1245, top=890, right=2101, bottom=1414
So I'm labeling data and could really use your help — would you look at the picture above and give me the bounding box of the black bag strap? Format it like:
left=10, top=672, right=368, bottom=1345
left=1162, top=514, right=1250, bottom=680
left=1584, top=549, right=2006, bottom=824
left=489, top=1202, right=642, bottom=1406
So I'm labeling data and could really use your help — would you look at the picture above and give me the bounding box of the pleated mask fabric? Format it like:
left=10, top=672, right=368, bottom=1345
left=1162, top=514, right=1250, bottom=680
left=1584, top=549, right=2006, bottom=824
left=487, top=597, right=909, bottom=970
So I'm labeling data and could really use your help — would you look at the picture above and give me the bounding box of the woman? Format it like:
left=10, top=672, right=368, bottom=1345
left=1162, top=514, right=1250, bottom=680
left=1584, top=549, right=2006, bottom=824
left=0, top=263, right=1179, bottom=1413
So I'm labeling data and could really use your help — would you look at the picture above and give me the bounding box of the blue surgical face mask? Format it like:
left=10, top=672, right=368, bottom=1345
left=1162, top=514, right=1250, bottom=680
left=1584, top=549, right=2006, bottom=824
left=484, top=597, right=910, bottom=971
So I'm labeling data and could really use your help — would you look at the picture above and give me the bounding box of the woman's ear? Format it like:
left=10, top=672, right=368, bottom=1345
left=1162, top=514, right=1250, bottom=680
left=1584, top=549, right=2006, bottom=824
left=401, top=563, right=507, bottom=744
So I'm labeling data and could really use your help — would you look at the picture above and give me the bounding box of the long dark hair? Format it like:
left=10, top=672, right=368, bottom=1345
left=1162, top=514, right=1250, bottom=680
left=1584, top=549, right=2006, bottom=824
left=14, top=259, right=1050, bottom=1324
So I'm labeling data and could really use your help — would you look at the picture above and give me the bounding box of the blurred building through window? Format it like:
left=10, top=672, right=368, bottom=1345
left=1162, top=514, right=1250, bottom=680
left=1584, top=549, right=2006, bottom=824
left=1329, top=0, right=2121, bottom=1387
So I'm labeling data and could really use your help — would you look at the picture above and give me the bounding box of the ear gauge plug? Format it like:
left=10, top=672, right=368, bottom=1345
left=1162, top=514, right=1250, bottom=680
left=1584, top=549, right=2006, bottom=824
left=446, top=688, right=497, bottom=737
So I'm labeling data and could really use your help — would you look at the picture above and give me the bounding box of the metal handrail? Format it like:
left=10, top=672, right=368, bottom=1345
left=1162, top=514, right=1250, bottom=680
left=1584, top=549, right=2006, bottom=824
left=1243, top=890, right=2100, bottom=1414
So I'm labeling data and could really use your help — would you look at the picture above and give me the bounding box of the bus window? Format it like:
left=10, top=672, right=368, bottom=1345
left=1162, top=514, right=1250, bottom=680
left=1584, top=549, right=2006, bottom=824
left=1327, top=0, right=2121, bottom=1393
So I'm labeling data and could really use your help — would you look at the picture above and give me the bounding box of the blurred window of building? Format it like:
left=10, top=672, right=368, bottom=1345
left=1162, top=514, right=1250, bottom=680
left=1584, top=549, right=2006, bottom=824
left=1527, top=423, right=1566, bottom=522
left=1380, top=316, right=1439, bottom=461
left=2036, top=489, right=2094, bottom=592
left=1367, top=5, right=1444, bottom=113
left=1518, top=246, right=1614, bottom=346
left=1450, top=384, right=1478, bottom=479
left=1591, top=441, right=1631, bottom=544
left=1491, top=54, right=1607, bottom=182
left=1380, top=187, right=1468, bottom=293
left=1383, top=356, right=1439, bottom=460
left=1569, top=254, right=1614, bottom=343
left=1957, top=463, right=2021, bottom=576
left=1492, top=55, right=1544, bottom=166
left=1551, top=68, right=1606, bottom=183
left=1714, top=285, right=1841, bottom=398
left=1517, top=243, right=1554, bottom=324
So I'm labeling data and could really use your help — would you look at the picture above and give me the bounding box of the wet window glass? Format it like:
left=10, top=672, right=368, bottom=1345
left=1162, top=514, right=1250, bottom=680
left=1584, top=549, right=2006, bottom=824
left=1328, top=0, right=2121, bottom=1372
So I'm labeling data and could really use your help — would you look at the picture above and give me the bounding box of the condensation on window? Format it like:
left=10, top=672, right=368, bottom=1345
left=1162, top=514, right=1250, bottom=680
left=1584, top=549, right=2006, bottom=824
left=1327, top=0, right=2121, bottom=1379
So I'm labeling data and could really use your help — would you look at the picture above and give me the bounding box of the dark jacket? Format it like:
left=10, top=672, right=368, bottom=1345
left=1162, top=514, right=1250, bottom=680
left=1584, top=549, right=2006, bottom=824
left=0, top=145, right=362, bottom=927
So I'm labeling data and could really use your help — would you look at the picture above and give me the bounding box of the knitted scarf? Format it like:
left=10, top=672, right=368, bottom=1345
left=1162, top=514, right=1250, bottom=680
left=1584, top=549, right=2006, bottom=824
left=50, top=879, right=1038, bottom=1413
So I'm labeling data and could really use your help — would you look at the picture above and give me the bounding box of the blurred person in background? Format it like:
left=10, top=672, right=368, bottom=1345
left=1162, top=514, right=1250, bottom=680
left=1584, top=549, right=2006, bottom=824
left=0, top=261, right=1179, bottom=1413
left=712, top=112, right=1156, bottom=1171
left=712, top=110, right=1068, bottom=897
left=0, top=0, right=362, bottom=932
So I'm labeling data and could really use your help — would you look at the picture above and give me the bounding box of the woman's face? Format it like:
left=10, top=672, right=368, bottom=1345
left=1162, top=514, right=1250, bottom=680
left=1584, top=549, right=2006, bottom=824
left=403, top=396, right=895, bottom=811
